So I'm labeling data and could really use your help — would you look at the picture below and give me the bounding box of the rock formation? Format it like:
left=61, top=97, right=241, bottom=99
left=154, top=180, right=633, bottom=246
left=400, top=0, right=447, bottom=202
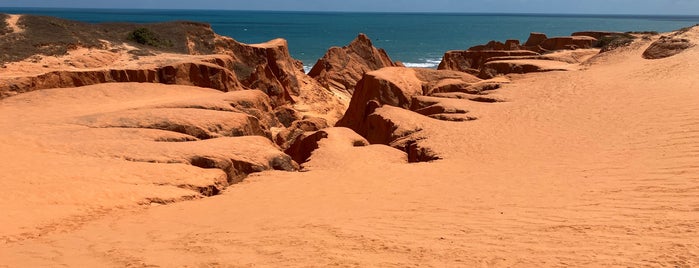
left=524, top=32, right=548, bottom=47
left=539, top=36, right=597, bottom=51
left=214, top=37, right=303, bottom=106
left=0, top=56, right=241, bottom=98
left=439, top=31, right=602, bottom=78
left=0, top=14, right=357, bottom=203
left=479, top=59, right=574, bottom=79
left=438, top=50, right=540, bottom=76
left=336, top=67, right=490, bottom=149
left=275, top=117, right=329, bottom=150
left=643, top=34, right=695, bottom=59
left=0, top=14, right=346, bottom=125
left=0, top=13, right=351, bottom=164
left=308, top=33, right=402, bottom=95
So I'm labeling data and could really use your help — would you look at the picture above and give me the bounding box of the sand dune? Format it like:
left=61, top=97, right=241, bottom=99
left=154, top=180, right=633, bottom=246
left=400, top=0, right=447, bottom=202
left=1, top=23, right=698, bottom=267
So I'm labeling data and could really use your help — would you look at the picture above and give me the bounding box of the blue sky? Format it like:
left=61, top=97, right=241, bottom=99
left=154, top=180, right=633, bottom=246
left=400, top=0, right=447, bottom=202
left=1, top=0, right=698, bottom=15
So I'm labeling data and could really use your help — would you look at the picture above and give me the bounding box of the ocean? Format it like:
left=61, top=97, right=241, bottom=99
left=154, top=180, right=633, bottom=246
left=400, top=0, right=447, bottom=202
left=2, top=8, right=698, bottom=71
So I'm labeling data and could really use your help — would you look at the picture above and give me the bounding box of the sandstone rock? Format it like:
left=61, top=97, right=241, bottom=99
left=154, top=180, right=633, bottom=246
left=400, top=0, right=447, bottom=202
left=274, top=105, right=302, bottom=127
left=215, top=38, right=302, bottom=106
left=286, top=127, right=391, bottom=169
left=642, top=36, right=694, bottom=59
left=284, top=130, right=329, bottom=164
left=540, top=36, right=597, bottom=51
left=308, top=33, right=401, bottom=95
left=440, top=32, right=598, bottom=78
left=211, top=35, right=348, bottom=124
left=275, top=117, right=329, bottom=149
left=151, top=90, right=282, bottom=131
left=438, top=50, right=540, bottom=75
left=75, top=108, right=271, bottom=140
left=364, top=106, right=440, bottom=162
left=479, top=59, right=573, bottom=79
left=524, top=32, right=548, bottom=47
left=78, top=135, right=299, bottom=184
left=0, top=57, right=241, bottom=98
left=0, top=15, right=349, bottom=125
left=336, top=67, right=481, bottom=137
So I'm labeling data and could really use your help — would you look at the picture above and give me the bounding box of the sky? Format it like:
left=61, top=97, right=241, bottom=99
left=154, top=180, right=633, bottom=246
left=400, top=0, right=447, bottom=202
left=0, top=0, right=698, bottom=15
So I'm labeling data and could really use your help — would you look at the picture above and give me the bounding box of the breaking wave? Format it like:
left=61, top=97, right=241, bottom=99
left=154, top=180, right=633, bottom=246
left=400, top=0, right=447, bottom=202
left=402, top=58, right=442, bottom=69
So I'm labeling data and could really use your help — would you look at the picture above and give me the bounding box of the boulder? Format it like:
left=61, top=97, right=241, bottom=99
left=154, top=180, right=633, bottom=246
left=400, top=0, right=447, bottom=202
left=308, top=33, right=401, bottom=95
left=642, top=36, right=694, bottom=59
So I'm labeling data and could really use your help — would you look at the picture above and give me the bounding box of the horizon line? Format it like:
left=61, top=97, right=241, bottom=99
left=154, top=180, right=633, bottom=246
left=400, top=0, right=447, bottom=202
left=1, top=6, right=699, bottom=17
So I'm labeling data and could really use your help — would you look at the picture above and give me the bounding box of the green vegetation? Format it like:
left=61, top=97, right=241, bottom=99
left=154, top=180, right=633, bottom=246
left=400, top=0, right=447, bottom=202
left=676, top=24, right=699, bottom=34
left=626, top=31, right=659, bottom=35
left=0, top=14, right=10, bottom=35
left=596, top=33, right=636, bottom=52
left=128, top=27, right=173, bottom=48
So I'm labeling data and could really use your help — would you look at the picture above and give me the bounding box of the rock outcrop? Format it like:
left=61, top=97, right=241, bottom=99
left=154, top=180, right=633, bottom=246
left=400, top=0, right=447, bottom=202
left=438, top=50, right=540, bottom=76
left=0, top=13, right=350, bottom=156
left=284, top=127, right=406, bottom=170
left=0, top=56, right=241, bottom=98
left=308, top=34, right=402, bottom=95
left=274, top=117, right=329, bottom=150
left=524, top=32, right=548, bottom=47
left=0, top=14, right=347, bottom=125
left=439, top=31, right=601, bottom=78
left=479, top=59, right=575, bottom=79
left=336, top=67, right=483, bottom=138
left=539, top=36, right=597, bottom=51
left=643, top=35, right=694, bottom=59
left=214, top=37, right=303, bottom=106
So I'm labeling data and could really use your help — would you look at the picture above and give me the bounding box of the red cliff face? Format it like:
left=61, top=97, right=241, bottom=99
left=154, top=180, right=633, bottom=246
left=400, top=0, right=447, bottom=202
left=1, top=57, right=241, bottom=98
left=308, top=33, right=402, bottom=96
left=215, top=37, right=304, bottom=106
left=539, top=36, right=597, bottom=51
left=0, top=19, right=318, bottom=109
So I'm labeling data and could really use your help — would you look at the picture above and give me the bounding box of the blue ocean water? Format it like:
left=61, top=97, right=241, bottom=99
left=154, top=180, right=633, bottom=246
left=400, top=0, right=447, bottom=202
left=2, top=8, right=698, bottom=70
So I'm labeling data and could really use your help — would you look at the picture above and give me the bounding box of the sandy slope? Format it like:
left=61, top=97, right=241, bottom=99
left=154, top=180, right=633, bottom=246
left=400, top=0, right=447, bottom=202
left=1, top=29, right=699, bottom=266
left=5, top=15, right=23, bottom=34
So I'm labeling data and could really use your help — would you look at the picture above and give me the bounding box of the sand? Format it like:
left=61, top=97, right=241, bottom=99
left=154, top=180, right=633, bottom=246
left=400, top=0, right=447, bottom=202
left=5, top=15, right=23, bottom=34
left=1, top=29, right=698, bottom=267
